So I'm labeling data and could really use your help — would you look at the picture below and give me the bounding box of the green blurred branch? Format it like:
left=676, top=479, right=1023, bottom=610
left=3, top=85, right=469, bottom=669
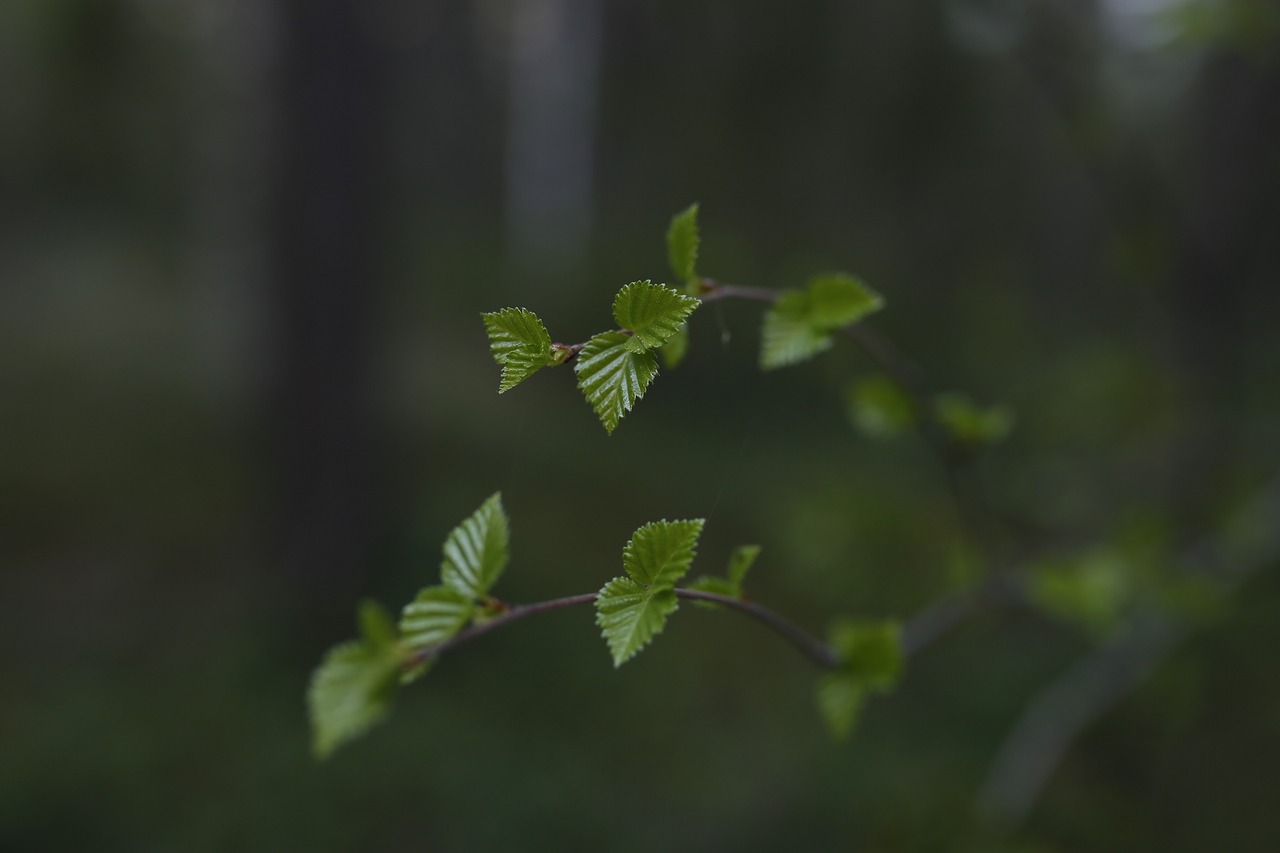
left=977, top=473, right=1280, bottom=830
left=698, top=277, right=1003, bottom=568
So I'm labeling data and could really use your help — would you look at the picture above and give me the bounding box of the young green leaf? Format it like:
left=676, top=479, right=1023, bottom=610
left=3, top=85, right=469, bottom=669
left=595, top=519, right=705, bottom=666
left=760, top=274, right=884, bottom=370
left=934, top=393, right=1014, bottom=447
left=309, top=603, right=407, bottom=759
left=623, top=518, right=706, bottom=588
left=813, top=618, right=903, bottom=741
left=806, top=274, right=884, bottom=328
left=612, top=281, right=700, bottom=354
left=595, top=576, right=680, bottom=667
left=440, top=492, right=510, bottom=600
left=689, top=544, right=760, bottom=609
left=816, top=672, right=866, bottom=740
left=845, top=375, right=915, bottom=439
left=399, top=586, right=476, bottom=649
left=358, top=598, right=399, bottom=648
left=574, top=331, right=659, bottom=434
left=482, top=308, right=559, bottom=393
left=829, top=618, right=904, bottom=690
left=660, top=323, right=690, bottom=369
left=1028, top=550, right=1131, bottom=639
left=397, top=585, right=476, bottom=682
left=666, top=203, right=700, bottom=285
left=726, top=544, right=761, bottom=588
left=760, top=291, right=834, bottom=369
left=688, top=575, right=737, bottom=597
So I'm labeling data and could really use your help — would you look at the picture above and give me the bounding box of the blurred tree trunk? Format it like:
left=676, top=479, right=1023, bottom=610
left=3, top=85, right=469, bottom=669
left=266, top=0, right=391, bottom=626
left=1168, top=45, right=1280, bottom=524
left=503, top=0, right=603, bottom=278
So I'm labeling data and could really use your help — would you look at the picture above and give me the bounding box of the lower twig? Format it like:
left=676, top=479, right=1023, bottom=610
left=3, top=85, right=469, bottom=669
left=975, top=473, right=1280, bottom=830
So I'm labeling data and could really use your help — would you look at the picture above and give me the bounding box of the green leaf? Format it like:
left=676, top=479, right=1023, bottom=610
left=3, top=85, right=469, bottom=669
left=845, top=375, right=915, bottom=439
left=440, top=492, right=510, bottom=599
left=660, top=323, right=690, bottom=369
left=397, top=586, right=475, bottom=682
left=574, top=331, right=659, bottom=434
left=358, top=599, right=398, bottom=648
left=688, top=543, right=758, bottom=609
left=814, top=618, right=903, bottom=741
left=829, top=618, right=903, bottom=690
left=595, top=576, right=680, bottom=667
left=726, top=544, right=761, bottom=588
left=399, top=586, right=475, bottom=648
left=760, top=274, right=884, bottom=370
left=482, top=308, right=558, bottom=393
left=612, top=281, right=700, bottom=353
left=686, top=575, right=737, bottom=610
left=623, top=518, right=705, bottom=588
left=595, top=519, right=705, bottom=666
left=934, top=393, right=1014, bottom=447
left=805, top=274, right=884, bottom=328
left=308, top=605, right=407, bottom=759
left=816, top=672, right=866, bottom=740
left=1028, top=550, right=1131, bottom=638
left=760, top=291, right=834, bottom=370
left=666, top=203, right=700, bottom=284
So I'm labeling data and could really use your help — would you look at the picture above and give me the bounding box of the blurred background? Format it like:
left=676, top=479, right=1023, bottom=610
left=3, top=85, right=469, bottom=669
left=3, top=0, right=1279, bottom=849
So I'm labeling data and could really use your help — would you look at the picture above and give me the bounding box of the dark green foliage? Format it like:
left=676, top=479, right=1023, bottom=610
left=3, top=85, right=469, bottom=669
left=314, top=206, right=1020, bottom=756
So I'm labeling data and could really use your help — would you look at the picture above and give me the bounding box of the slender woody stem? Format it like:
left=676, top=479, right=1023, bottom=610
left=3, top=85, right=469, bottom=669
left=403, top=588, right=839, bottom=670
left=698, top=276, right=1002, bottom=570
left=491, top=278, right=1013, bottom=667
left=675, top=588, right=840, bottom=668
left=405, top=593, right=597, bottom=666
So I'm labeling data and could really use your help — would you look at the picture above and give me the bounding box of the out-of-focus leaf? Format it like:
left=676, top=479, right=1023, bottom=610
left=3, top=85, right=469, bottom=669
left=805, top=274, right=884, bottom=328
left=309, top=602, right=407, bottom=759
left=1028, top=550, right=1132, bottom=638
left=816, top=672, right=866, bottom=740
left=815, top=617, right=903, bottom=740
left=845, top=375, right=915, bottom=439
left=666, top=203, right=700, bottom=285
left=358, top=599, right=398, bottom=648
left=760, top=274, right=883, bottom=370
left=397, top=586, right=475, bottom=683
left=726, top=544, right=761, bottom=588
left=934, top=393, right=1014, bottom=447
left=760, top=291, right=835, bottom=369
left=661, top=323, right=690, bottom=369
left=829, top=618, right=903, bottom=690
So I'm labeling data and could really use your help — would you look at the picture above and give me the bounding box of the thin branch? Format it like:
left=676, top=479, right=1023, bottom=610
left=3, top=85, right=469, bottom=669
left=699, top=279, right=934, bottom=411
left=404, top=593, right=598, bottom=667
left=900, top=572, right=1026, bottom=656
left=675, top=588, right=840, bottom=668
left=975, top=473, right=1280, bottom=830
left=696, top=279, right=777, bottom=304
left=698, top=277, right=1002, bottom=569
left=976, top=613, right=1182, bottom=830
left=402, top=568, right=1036, bottom=677
left=403, top=587, right=839, bottom=671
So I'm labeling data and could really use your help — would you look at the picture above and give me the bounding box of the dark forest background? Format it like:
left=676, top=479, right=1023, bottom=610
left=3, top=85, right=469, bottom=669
left=3, top=0, right=1279, bottom=850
